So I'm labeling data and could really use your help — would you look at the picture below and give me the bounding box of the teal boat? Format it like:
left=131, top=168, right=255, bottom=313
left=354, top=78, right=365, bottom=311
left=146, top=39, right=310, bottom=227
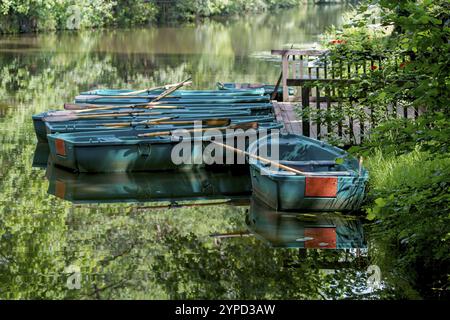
left=248, top=133, right=368, bottom=212
left=64, top=102, right=273, bottom=112
left=45, top=115, right=275, bottom=137
left=46, top=164, right=252, bottom=203
left=217, top=82, right=294, bottom=98
left=64, top=103, right=274, bottom=117
left=32, top=109, right=260, bottom=142
left=74, top=95, right=270, bottom=105
left=47, top=122, right=283, bottom=173
left=80, top=88, right=266, bottom=97
left=247, top=197, right=366, bottom=248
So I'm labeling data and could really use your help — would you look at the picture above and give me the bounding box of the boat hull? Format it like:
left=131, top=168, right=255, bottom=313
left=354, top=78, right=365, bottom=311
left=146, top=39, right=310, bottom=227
left=45, top=115, right=275, bottom=136
left=248, top=133, right=368, bottom=212
left=75, top=96, right=270, bottom=105
left=48, top=124, right=282, bottom=173
left=80, top=88, right=266, bottom=96
left=250, top=166, right=367, bottom=212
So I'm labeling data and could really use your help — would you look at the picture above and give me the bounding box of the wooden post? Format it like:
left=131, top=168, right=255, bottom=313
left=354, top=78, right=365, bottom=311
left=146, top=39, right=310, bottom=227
left=302, top=87, right=310, bottom=137
left=282, top=53, right=289, bottom=102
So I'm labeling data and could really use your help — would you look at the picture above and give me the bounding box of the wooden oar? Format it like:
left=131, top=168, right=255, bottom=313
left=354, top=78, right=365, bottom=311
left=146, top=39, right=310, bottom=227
left=64, top=103, right=181, bottom=112
left=212, top=141, right=309, bottom=176
left=103, top=118, right=228, bottom=128
left=210, top=231, right=252, bottom=239
left=43, top=111, right=162, bottom=122
left=151, top=77, right=192, bottom=103
left=80, top=79, right=192, bottom=101
left=138, top=121, right=257, bottom=137
left=102, top=116, right=175, bottom=128
left=151, top=118, right=234, bottom=126
left=119, top=81, right=192, bottom=96
left=47, top=104, right=185, bottom=116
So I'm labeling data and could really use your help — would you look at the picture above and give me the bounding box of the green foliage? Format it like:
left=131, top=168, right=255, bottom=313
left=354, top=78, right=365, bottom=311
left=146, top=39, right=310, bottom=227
left=114, top=0, right=159, bottom=27
left=0, top=0, right=159, bottom=33
left=317, top=0, right=450, bottom=147
left=322, top=1, right=450, bottom=299
left=364, top=150, right=450, bottom=299
left=0, top=0, right=302, bottom=33
left=352, top=112, right=450, bottom=156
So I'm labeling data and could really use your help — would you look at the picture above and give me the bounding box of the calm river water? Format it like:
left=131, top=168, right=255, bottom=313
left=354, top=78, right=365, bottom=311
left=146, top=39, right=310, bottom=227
left=0, top=4, right=381, bottom=299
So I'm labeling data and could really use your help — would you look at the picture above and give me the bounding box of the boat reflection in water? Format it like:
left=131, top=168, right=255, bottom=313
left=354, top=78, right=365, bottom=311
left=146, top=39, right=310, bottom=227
left=36, top=145, right=365, bottom=250
left=32, top=142, right=50, bottom=168
left=212, top=197, right=366, bottom=249
left=246, top=198, right=366, bottom=249
left=45, top=163, right=252, bottom=204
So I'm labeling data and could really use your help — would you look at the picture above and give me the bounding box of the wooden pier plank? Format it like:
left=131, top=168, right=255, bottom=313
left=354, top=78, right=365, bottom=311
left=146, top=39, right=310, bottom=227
left=271, top=101, right=302, bottom=135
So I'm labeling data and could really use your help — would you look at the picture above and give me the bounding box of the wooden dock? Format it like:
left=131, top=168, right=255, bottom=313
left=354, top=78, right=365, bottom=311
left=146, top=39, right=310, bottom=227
left=271, top=101, right=302, bottom=135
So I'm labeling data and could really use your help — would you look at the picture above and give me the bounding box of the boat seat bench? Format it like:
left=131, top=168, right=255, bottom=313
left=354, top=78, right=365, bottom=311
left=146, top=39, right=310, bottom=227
left=261, top=160, right=336, bottom=166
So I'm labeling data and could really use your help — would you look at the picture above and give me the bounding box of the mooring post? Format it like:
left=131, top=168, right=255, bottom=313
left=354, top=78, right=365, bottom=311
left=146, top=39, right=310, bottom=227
left=282, top=52, right=289, bottom=102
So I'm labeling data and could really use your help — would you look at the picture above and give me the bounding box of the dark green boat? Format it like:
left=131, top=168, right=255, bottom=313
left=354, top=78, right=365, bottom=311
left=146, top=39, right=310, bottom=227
left=32, top=108, right=265, bottom=142
left=64, top=103, right=274, bottom=114
left=217, top=82, right=294, bottom=99
left=246, top=197, right=366, bottom=248
left=46, top=164, right=252, bottom=203
left=47, top=122, right=283, bottom=173
left=74, top=95, right=270, bottom=105
left=248, top=133, right=368, bottom=212
left=45, top=115, right=276, bottom=137
left=80, top=88, right=266, bottom=97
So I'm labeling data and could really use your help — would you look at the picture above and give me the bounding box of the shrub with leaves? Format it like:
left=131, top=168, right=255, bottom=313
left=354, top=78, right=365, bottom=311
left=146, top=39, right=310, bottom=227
left=364, top=150, right=450, bottom=299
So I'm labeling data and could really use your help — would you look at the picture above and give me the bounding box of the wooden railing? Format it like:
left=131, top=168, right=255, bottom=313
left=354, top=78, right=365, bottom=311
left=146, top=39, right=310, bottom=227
left=271, top=49, right=418, bottom=144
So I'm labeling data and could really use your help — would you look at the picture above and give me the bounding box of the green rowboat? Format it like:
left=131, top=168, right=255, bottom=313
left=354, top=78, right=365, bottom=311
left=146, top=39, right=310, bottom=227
left=74, top=95, right=270, bottom=105
left=47, top=122, right=282, bottom=173
left=248, top=133, right=368, bottom=212
left=80, top=88, right=266, bottom=97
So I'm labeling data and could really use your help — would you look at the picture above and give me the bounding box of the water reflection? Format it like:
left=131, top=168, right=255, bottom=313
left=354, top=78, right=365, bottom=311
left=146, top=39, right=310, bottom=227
left=32, top=142, right=50, bottom=168
left=245, top=198, right=365, bottom=249
left=37, top=137, right=365, bottom=251
left=1, top=4, right=379, bottom=299
left=45, top=163, right=252, bottom=203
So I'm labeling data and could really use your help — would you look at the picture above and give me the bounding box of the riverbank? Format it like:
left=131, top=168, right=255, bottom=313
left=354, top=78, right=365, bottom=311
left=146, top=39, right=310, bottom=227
left=0, top=0, right=301, bottom=34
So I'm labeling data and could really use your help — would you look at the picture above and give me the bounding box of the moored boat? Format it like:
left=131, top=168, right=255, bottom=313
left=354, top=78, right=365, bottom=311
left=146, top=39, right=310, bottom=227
left=47, top=122, right=282, bottom=173
left=217, top=82, right=294, bottom=99
left=45, top=115, right=276, bottom=137
left=80, top=88, right=266, bottom=97
left=248, top=133, right=368, bottom=212
left=74, top=95, right=270, bottom=105
left=32, top=108, right=264, bottom=142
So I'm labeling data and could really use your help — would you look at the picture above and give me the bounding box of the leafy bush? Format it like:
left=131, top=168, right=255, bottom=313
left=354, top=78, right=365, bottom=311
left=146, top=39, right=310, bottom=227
left=319, top=0, right=450, bottom=147
left=0, top=0, right=301, bottom=33
left=364, top=149, right=450, bottom=299
left=114, top=0, right=159, bottom=27
left=141, top=0, right=300, bottom=22
left=324, top=0, right=450, bottom=299
left=0, top=0, right=159, bottom=33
